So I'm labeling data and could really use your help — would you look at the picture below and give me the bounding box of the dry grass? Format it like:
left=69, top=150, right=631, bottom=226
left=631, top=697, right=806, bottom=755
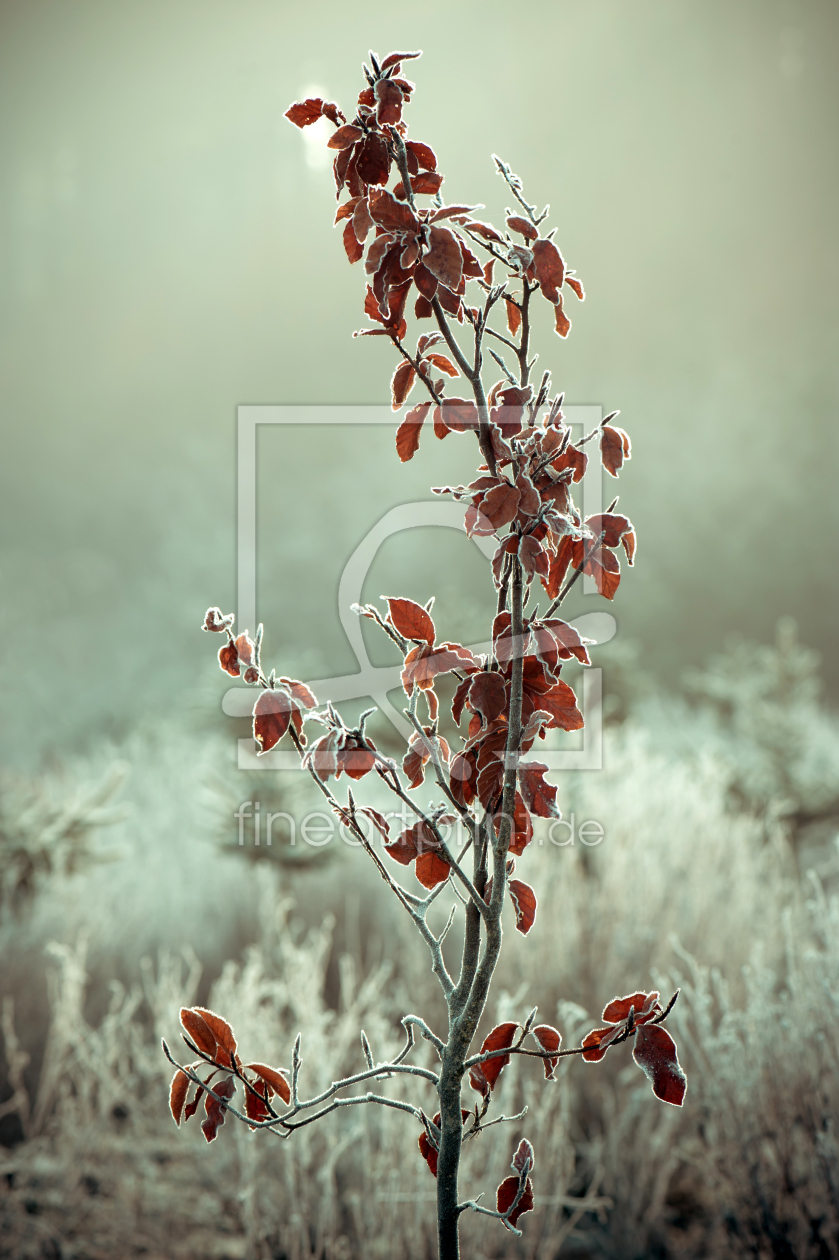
left=2, top=629, right=838, bottom=1259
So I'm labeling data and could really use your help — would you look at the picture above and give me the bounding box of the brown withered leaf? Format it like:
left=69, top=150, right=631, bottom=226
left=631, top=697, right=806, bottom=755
left=600, top=424, right=631, bottom=477
left=342, top=219, right=363, bottom=263
left=480, top=482, right=521, bottom=529
left=518, top=761, right=560, bottom=819
left=468, top=672, right=507, bottom=725
left=380, top=49, right=421, bottom=69
left=439, top=398, right=478, bottom=431
left=203, top=606, right=234, bottom=632
left=532, top=238, right=565, bottom=302
left=375, top=78, right=403, bottom=125
left=415, top=849, right=451, bottom=889
left=285, top=98, right=324, bottom=128
left=367, top=187, right=419, bottom=234
left=505, top=792, right=534, bottom=856
left=466, top=220, right=505, bottom=243
left=391, top=360, right=416, bottom=409
left=532, top=1024, right=562, bottom=1079
left=202, top=1075, right=235, bottom=1143
left=414, top=263, right=438, bottom=300
left=633, top=1025, right=687, bottom=1107
left=566, top=274, right=585, bottom=300
left=180, top=1008, right=223, bottom=1060
left=386, top=596, right=435, bottom=644
left=352, top=197, right=373, bottom=242
left=406, top=139, right=437, bottom=170
left=253, top=689, right=292, bottom=754
left=411, top=171, right=444, bottom=196
left=396, top=401, right=430, bottom=461
left=497, top=1174, right=534, bottom=1227
left=218, top=641, right=239, bottom=677
left=505, top=298, right=522, bottom=336
left=506, top=215, right=537, bottom=241
left=424, top=352, right=458, bottom=377
left=327, top=124, right=362, bottom=150
left=538, top=680, right=584, bottom=732
left=470, top=1022, right=519, bottom=1093
left=518, top=536, right=549, bottom=579
left=554, top=295, right=571, bottom=337
left=246, top=1062, right=291, bottom=1105
left=356, top=132, right=390, bottom=185
left=169, top=1070, right=190, bottom=1125
left=508, top=879, right=537, bottom=935
left=423, top=226, right=463, bottom=291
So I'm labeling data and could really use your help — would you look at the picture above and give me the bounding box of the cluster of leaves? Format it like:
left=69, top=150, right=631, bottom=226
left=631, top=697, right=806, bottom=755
left=169, top=1007, right=290, bottom=1143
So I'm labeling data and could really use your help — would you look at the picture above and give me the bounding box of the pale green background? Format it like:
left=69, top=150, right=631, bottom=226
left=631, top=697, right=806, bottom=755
left=1, top=0, right=836, bottom=766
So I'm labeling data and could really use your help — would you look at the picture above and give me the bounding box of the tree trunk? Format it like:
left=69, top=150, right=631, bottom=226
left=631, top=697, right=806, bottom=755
left=436, top=1049, right=464, bottom=1260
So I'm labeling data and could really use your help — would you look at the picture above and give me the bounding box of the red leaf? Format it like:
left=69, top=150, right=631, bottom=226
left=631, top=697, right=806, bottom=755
left=285, top=98, right=324, bottom=128
left=385, top=819, right=437, bottom=866
left=439, top=398, right=478, bottom=431
left=418, top=1108, right=470, bottom=1178
left=554, top=295, right=571, bottom=337
left=396, top=401, right=430, bottom=461
left=367, top=187, right=419, bottom=234
left=505, top=298, right=522, bottom=336
left=244, top=1081, right=273, bottom=1126
left=246, top=1063, right=291, bottom=1105
left=169, top=1070, right=190, bottom=1125
left=415, top=849, right=451, bottom=889
left=218, top=641, right=239, bottom=677
left=468, top=672, right=507, bottom=725
left=253, top=689, right=292, bottom=754
left=600, top=424, right=631, bottom=477
left=406, top=139, right=437, bottom=170
left=470, top=1022, right=519, bottom=1092
left=582, top=1025, right=619, bottom=1062
left=504, top=792, right=534, bottom=856
left=402, top=746, right=425, bottom=789
left=342, top=218, right=363, bottom=264
left=632, top=1025, right=687, bottom=1107
left=506, top=215, right=538, bottom=241
left=566, top=274, right=585, bottom=300
left=449, top=749, right=477, bottom=806
left=602, top=991, right=660, bottom=1024
left=539, top=680, right=584, bottom=732
left=513, top=1138, right=535, bottom=1174
left=423, top=226, right=463, bottom=290
left=201, top=1075, right=235, bottom=1143
left=423, top=352, right=459, bottom=378
left=466, top=220, right=504, bottom=243
left=518, top=536, right=548, bottom=579
left=327, top=123, right=362, bottom=150
left=386, top=596, right=435, bottom=644
left=374, top=78, right=403, bottom=125
left=356, top=132, right=390, bottom=185
left=496, top=1174, right=534, bottom=1227
left=391, top=360, right=416, bottom=409
left=518, top=762, right=560, bottom=819
left=180, top=1007, right=218, bottom=1058
left=479, top=482, right=521, bottom=529
left=508, top=879, right=537, bottom=935
left=532, top=1025, right=561, bottom=1079
left=532, top=238, right=565, bottom=303
left=203, top=606, right=234, bottom=633
left=399, top=171, right=444, bottom=198
left=380, top=50, right=422, bottom=71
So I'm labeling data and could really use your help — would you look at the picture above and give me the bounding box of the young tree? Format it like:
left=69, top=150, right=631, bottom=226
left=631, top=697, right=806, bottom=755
left=163, top=48, right=686, bottom=1260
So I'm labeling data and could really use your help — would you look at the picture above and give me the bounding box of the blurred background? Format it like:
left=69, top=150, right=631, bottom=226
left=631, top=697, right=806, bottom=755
left=1, top=2, right=838, bottom=1257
